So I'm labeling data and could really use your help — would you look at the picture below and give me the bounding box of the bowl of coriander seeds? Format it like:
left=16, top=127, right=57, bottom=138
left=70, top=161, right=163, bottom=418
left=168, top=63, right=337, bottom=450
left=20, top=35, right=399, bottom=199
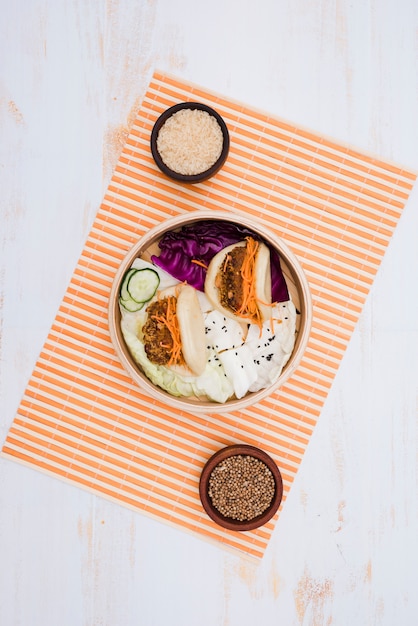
left=199, top=444, right=283, bottom=531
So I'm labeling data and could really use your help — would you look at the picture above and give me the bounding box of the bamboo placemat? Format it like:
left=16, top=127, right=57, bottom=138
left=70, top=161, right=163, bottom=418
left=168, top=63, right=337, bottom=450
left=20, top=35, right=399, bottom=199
left=2, top=71, right=416, bottom=559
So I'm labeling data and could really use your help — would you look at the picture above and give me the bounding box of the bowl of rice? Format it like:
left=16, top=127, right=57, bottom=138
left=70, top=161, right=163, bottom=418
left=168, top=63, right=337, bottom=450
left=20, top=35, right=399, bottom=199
left=108, top=211, right=312, bottom=414
left=150, top=102, right=230, bottom=183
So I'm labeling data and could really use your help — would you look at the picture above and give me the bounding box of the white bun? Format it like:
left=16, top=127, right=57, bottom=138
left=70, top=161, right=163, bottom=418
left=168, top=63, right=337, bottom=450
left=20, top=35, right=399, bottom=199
left=204, top=239, right=272, bottom=324
left=254, top=241, right=272, bottom=321
left=176, top=284, right=207, bottom=376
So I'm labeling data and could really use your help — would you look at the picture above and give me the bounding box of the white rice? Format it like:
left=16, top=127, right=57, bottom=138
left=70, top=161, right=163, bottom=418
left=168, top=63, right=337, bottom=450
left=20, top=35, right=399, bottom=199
left=157, top=108, right=224, bottom=176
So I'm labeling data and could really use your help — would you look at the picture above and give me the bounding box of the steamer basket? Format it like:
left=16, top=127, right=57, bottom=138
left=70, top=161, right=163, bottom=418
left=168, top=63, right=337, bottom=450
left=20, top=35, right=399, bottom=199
left=108, top=211, right=312, bottom=413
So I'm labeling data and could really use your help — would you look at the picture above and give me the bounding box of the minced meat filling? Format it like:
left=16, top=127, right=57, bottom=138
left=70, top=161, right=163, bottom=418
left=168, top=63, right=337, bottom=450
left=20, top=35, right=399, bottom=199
left=142, top=297, right=182, bottom=365
left=215, top=246, right=246, bottom=313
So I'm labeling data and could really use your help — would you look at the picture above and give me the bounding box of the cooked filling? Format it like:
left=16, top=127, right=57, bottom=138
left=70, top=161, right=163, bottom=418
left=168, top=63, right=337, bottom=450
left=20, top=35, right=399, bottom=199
left=142, top=297, right=184, bottom=367
left=216, top=246, right=246, bottom=313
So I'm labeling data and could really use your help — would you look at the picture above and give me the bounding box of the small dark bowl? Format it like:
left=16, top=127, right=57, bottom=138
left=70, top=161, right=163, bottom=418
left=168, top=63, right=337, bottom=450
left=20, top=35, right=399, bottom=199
left=199, top=445, right=283, bottom=531
left=150, top=102, right=230, bottom=183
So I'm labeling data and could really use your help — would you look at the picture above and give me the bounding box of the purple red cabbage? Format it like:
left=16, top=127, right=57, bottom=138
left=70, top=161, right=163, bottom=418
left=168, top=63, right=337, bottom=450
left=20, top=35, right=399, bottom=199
left=151, top=219, right=289, bottom=303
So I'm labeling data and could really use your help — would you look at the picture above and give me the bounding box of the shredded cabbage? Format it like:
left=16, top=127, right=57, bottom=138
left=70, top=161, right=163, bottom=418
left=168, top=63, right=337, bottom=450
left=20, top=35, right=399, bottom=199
left=151, top=219, right=289, bottom=302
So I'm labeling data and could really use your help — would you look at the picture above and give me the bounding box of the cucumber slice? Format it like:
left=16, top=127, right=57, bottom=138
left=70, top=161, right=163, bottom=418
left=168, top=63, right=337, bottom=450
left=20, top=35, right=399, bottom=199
left=119, top=297, right=145, bottom=313
left=127, top=268, right=160, bottom=304
left=120, top=268, right=138, bottom=301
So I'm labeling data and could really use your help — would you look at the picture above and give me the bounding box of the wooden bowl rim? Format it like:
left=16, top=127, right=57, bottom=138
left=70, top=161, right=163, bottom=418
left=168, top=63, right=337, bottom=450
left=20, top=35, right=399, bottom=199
left=108, top=210, right=312, bottom=413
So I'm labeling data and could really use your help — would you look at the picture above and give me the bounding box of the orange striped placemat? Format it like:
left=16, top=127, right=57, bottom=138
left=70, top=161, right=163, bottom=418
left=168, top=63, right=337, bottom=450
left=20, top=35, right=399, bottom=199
left=2, top=71, right=416, bottom=559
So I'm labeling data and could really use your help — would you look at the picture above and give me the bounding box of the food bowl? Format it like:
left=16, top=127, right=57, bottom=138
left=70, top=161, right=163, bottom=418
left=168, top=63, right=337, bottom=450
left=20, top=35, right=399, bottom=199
left=150, top=102, right=230, bottom=183
left=108, top=210, right=312, bottom=413
left=199, top=444, right=283, bottom=531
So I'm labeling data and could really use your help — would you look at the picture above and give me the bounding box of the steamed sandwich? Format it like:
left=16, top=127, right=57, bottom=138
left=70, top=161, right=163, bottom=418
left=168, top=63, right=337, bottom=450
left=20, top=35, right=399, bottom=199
left=204, top=237, right=272, bottom=327
left=141, top=284, right=206, bottom=377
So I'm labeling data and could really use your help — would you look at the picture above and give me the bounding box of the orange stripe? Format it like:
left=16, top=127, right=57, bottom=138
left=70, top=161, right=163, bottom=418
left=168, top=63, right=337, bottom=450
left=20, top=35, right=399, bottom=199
left=1, top=445, right=267, bottom=559
left=8, top=423, right=201, bottom=500
left=116, top=157, right=395, bottom=250
left=13, top=413, right=204, bottom=475
left=105, top=176, right=390, bottom=269
left=230, top=131, right=411, bottom=202
left=52, top=315, right=111, bottom=342
left=76, top=256, right=116, bottom=278
left=28, top=368, right=235, bottom=444
left=53, top=316, right=110, bottom=343
left=18, top=399, right=208, bottom=462
left=151, top=73, right=417, bottom=182
left=27, top=366, right=243, bottom=448
left=229, top=148, right=406, bottom=214
left=4, top=436, right=207, bottom=522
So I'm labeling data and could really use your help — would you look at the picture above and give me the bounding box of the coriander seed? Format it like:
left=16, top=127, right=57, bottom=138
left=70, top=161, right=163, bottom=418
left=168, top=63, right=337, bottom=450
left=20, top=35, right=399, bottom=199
left=208, top=454, right=276, bottom=521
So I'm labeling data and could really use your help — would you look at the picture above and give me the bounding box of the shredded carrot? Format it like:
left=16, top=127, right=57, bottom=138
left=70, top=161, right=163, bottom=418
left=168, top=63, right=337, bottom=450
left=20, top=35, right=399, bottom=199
left=257, top=297, right=273, bottom=306
left=222, top=237, right=276, bottom=332
left=222, top=253, right=231, bottom=274
left=152, top=296, right=184, bottom=366
left=234, top=237, right=263, bottom=328
left=191, top=259, right=208, bottom=269
left=268, top=314, right=283, bottom=334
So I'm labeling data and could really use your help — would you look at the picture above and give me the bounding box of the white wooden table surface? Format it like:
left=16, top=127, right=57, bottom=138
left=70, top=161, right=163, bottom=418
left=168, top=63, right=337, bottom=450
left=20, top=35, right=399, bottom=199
left=1, top=1, right=417, bottom=624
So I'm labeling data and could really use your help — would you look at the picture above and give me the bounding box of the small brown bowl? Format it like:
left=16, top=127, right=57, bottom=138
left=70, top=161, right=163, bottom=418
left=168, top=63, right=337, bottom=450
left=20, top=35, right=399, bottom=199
left=150, top=102, right=230, bottom=183
left=199, top=444, right=283, bottom=531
